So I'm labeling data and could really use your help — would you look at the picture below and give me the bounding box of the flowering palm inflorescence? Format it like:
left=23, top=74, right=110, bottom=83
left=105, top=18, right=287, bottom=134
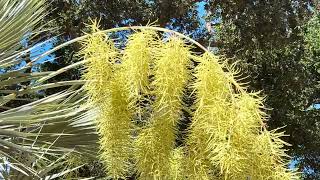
left=80, top=22, right=299, bottom=180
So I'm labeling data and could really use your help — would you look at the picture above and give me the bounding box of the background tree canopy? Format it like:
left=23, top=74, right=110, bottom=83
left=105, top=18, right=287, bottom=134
left=19, top=0, right=320, bottom=179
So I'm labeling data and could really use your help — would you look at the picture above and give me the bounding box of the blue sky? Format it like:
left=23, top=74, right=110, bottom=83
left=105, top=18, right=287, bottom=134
left=22, top=36, right=55, bottom=72
left=197, top=1, right=207, bottom=25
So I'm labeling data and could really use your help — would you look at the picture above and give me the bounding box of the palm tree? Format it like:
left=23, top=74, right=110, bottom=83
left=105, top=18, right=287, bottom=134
left=0, top=0, right=299, bottom=179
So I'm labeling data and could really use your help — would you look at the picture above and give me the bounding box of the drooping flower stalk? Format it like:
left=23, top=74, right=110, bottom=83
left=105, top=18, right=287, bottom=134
left=135, top=38, right=190, bottom=179
left=80, top=23, right=116, bottom=103
left=186, top=53, right=232, bottom=179
left=96, top=71, right=133, bottom=179
left=80, top=22, right=133, bottom=179
left=186, top=53, right=299, bottom=179
left=121, top=30, right=159, bottom=125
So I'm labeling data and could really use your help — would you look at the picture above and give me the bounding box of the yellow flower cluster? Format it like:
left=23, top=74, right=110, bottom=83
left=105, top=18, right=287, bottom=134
left=186, top=53, right=298, bottom=179
left=135, top=38, right=191, bottom=179
left=80, top=22, right=299, bottom=180
left=80, top=22, right=133, bottom=179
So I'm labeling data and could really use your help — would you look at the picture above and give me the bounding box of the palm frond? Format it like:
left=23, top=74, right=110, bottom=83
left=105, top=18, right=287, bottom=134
left=0, top=0, right=94, bottom=177
left=0, top=0, right=47, bottom=61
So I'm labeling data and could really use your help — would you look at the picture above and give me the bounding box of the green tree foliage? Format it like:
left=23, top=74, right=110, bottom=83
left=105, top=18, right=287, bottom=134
left=206, top=1, right=320, bottom=178
left=80, top=22, right=298, bottom=179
